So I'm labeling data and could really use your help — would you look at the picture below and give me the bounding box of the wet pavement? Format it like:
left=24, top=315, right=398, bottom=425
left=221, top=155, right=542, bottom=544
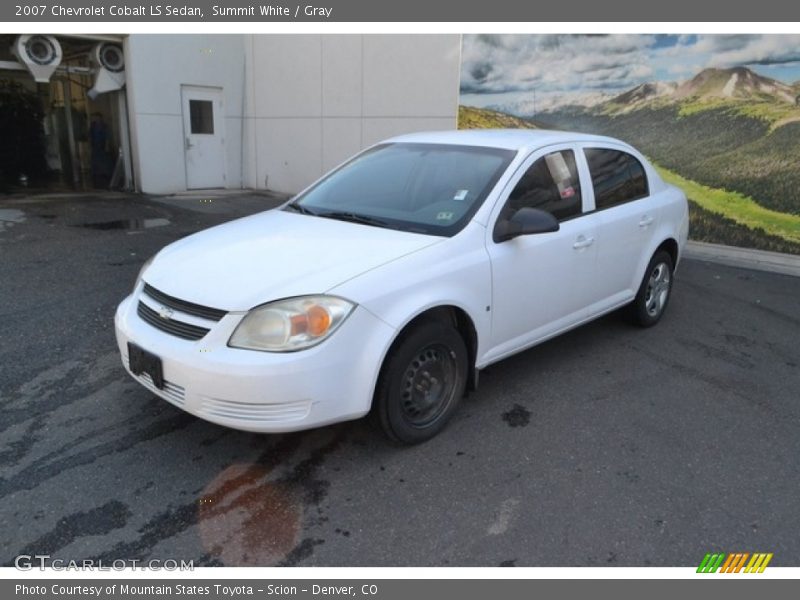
left=1, top=191, right=799, bottom=567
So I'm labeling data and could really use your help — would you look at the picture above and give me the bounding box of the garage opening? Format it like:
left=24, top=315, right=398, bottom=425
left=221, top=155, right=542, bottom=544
left=0, top=34, right=133, bottom=193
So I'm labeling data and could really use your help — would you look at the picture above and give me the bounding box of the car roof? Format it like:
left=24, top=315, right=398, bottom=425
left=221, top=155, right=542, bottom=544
left=383, top=129, right=628, bottom=153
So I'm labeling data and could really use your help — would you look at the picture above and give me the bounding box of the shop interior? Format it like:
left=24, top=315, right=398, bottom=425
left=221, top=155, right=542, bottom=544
left=0, top=34, right=132, bottom=192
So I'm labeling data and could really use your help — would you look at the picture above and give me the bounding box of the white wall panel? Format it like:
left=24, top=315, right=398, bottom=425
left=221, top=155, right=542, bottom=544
left=322, top=36, right=363, bottom=117
left=132, top=114, right=185, bottom=194
left=126, top=34, right=247, bottom=193
left=255, top=119, right=323, bottom=194
left=322, top=118, right=363, bottom=172
left=252, top=35, right=322, bottom=118
left=127, top=34, right=460, bottom=194
left=362, top=35, right=461, bottom=117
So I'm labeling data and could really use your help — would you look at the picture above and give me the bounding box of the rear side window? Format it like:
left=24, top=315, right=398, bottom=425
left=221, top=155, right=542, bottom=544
left=506, top=149, right=582, bottom=221
left=584, top=148, right=648, bottom=210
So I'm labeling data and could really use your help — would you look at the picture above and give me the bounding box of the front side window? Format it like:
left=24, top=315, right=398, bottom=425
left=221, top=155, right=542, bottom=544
left=584, top=148, right=648, bottom=210
left=504, top=149, right=582, bottom=221
left=290, top=143, right=515, bottom=236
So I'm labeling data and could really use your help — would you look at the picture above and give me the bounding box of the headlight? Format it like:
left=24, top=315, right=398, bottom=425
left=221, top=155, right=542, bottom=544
left=229, top=296, right=355, bottom=352
left=135, top=255, right=155, bottom=288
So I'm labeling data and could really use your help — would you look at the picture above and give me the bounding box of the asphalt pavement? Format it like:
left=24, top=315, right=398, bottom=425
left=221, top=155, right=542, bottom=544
left=1, top=192, right=798, bottom=567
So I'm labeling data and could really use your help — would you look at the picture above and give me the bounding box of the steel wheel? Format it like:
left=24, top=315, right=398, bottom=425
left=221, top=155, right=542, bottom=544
left=374, top=321, right=468, bottom=444
left=400, top=343, right=458, bottom=428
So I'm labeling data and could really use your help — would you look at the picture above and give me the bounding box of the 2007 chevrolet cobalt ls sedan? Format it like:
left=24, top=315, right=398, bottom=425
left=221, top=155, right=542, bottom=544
left=115, top=130, right=688, bottom=443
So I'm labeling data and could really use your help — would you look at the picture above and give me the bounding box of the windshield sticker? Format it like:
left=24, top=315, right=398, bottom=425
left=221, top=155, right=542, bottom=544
left=453, top=189, right=469, bottom=201
left=436, top=211, right=454, bottom=221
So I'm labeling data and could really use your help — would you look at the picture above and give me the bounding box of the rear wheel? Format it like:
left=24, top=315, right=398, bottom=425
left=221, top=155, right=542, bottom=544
left=629, top=250, right=674, bottom=327
left=374, top=322, right=468, bottom=444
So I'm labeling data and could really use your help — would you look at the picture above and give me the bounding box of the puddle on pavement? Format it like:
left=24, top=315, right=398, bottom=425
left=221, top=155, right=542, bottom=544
left=0, top=208, right=26, bottom=233
left=198, top=463, right=302, bottom=566
left=76, top=217, right=171, bottom=231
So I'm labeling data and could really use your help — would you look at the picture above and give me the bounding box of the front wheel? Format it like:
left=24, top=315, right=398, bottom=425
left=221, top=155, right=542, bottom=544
left=374, top=322, right=468, bottom=444
left=629, top=250, right=674, bottom=327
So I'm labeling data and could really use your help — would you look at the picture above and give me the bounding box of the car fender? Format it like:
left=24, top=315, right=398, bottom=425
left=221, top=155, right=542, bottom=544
left=329, top=221, right=492, bottom=373
left=634, top=185, right=688, bottom=284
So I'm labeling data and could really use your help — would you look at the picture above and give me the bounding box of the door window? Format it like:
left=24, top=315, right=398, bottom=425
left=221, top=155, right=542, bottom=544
left=584, top=148, right=648, bottom=209
left=505, top=150, right=582, bottom=221
left=189, top=100, right=214, bottom=134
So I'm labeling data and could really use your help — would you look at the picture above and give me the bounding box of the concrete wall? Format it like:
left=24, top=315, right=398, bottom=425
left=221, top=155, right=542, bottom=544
left=245, top=34, right=462, bottom=194
left=125, top=34, right=461, bottom=195
left=124, top=34, right=248, bottom=195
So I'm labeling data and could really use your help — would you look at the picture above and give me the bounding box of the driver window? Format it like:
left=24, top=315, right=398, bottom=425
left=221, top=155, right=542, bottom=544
left=506, top=150, right=582, bottom=221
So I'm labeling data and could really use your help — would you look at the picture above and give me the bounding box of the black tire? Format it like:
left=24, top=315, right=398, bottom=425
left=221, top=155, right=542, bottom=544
left=374, top=321, right=468, bottom=444
left=629, top=250, right=674, bottom=327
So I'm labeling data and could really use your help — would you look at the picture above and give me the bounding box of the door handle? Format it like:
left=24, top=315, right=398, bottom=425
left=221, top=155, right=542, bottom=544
left=573, top=236, right=595, bottom=250
left=638, top=215, right=654, bottom=228
left=185, top=137, right=194, bottom=150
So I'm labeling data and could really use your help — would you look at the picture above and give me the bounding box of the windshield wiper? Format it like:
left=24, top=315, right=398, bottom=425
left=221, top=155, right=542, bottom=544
left=317, top=211, right=391, bottom=229
left=284, top=202, right=318, bottom=216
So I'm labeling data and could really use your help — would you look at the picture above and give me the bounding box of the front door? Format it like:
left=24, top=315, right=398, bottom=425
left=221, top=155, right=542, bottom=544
left=484, top=145, right=599, bottom=363
left=181, top=86, right=226, bottom=189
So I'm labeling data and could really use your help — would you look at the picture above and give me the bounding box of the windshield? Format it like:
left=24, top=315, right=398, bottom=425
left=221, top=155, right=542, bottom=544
left=288, top=143, right=515, bottom=236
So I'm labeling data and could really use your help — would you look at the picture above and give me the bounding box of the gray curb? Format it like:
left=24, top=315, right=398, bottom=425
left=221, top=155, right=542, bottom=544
left=684, top=241, right=800, bottom=278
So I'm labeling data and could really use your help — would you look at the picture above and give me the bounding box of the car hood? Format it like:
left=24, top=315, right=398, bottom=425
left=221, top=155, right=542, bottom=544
left=143, top=209, right=443, bottom=311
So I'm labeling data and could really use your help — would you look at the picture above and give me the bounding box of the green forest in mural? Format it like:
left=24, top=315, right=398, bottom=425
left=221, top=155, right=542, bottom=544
left=459, top=35, right=800, bottom=255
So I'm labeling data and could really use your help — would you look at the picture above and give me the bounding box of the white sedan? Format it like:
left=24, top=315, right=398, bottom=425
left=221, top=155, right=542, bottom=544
left=115, top=129, right=689, bottom=443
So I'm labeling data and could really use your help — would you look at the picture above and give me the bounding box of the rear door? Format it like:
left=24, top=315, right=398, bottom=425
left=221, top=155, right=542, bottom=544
left=484, top=144, right=599, bottom=362
left=580, top=145, right=658, bottom=308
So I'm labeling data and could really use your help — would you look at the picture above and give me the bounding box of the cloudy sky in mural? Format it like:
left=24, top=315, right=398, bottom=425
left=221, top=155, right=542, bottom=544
left=460, top=34, right=800, bottom=112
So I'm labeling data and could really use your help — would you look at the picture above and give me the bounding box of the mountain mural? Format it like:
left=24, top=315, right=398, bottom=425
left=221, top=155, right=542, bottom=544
left=489, top=67, right=800, bottom=121
left=460, top=35, right=800, bottom=255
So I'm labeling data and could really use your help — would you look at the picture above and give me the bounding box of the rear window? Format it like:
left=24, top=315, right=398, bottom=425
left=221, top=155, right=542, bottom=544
left=585, top=148, right=648, bottom=210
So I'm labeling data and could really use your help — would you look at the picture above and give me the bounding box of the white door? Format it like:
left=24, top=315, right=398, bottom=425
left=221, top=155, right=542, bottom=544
left=181, top=86, right=226, bottom=189
left=581, top=145, right=659, bottom=305
left=485, top=146, right=599, bottom=361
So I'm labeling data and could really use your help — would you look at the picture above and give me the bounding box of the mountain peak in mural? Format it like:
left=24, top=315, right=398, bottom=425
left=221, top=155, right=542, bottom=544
left=610, top=81, right=678, bottom=109
left=674, top=67, right=796, bottom=103
left=602, top=67, right=798, bottom=112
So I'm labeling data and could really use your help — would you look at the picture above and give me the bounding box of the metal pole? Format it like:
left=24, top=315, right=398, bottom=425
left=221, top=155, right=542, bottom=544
left=62, top=78, right=81, bottom=189
left=116, top=89, right=134, bottom=190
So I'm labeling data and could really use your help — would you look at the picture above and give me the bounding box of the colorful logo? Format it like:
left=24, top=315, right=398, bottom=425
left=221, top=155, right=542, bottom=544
left=697, top=553, right=773, bottom=573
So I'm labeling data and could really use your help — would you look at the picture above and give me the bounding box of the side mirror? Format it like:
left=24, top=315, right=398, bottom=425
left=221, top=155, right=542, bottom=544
left=493, top=207, right=560, bottom=243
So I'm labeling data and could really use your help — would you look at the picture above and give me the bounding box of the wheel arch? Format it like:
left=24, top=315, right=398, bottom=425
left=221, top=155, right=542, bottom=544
left=370, top=304, right=480, bottom=414
left=634, top=235, right=680, bottom=287
left=655, top=237, right=679, bottom=267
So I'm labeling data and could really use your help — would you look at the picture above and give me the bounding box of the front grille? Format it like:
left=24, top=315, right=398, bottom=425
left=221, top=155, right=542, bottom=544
left=142, top=283, right=227, bottom=321
left=137, top=301, right=210, bottom=340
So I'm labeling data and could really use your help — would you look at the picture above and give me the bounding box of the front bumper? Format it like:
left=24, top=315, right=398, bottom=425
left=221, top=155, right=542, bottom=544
left=114, top=286, right=394, bottom=433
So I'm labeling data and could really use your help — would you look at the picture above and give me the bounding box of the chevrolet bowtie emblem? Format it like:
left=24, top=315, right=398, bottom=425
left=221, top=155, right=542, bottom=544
left=157, top=305, right=174, bottom=320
